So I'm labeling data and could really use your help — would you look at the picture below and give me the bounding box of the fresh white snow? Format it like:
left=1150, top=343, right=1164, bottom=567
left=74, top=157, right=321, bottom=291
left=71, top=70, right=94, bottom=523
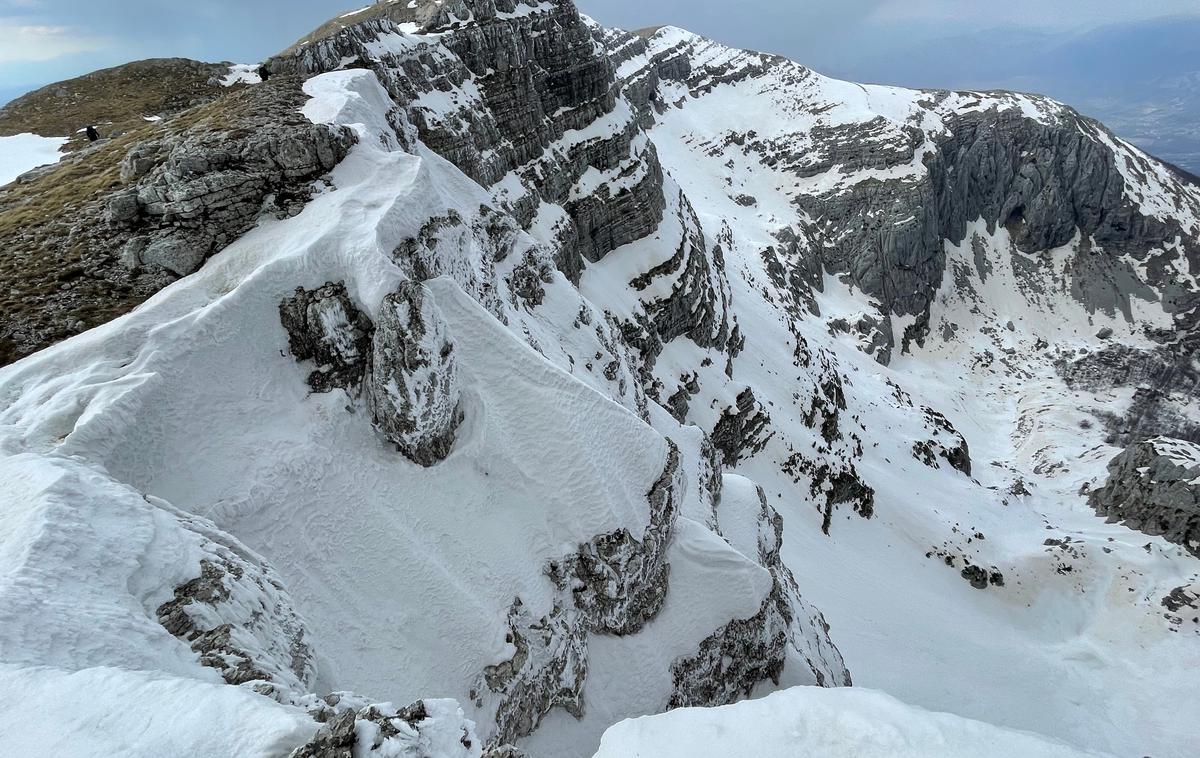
left=627, top=27, right=1200, bottom=757
left=593, top=686, right=1114, bottom=758
left=220, top=63, right=262, bottom=86
left=0, top=133, right=68, bottom=186
left=0, top=68, right=791, bottom=757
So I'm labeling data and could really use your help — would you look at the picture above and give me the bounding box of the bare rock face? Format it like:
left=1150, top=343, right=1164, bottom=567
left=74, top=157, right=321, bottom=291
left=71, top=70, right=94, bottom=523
left=670, top=483, right=851, bottom=709
left=1057, top=345, right=1200, bottom=446
left=109, top=78, right=355, bottom=277
left=666, top=593, right=786, bottom=710
left=264, top=1, right=668, bottom=285
left=478, top=599, right=588, bottom=748
left=292, top=698, right=482, bottom=758
left=366, top=281, right=463, bottom=466
left=279, top=282, right=374, bottom=393
left=548, top=442, right=682, bottom=635
left=629, top=193, right=737, bottom=367
left=710, top=388, right=773, bottom=467
left=911, top=406, right=972, bottom=476
left=827, top=313, right=892, bottom=364
left=782, top=453, right=876, bottom=536
left=156, top=511, right=315, bottom=694
left=1089, top=437, right=1200, bottom=557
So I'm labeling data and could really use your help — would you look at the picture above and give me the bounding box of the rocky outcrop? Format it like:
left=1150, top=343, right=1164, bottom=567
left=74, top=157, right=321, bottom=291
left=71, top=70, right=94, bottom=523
left=710, top=388, right=773, bottom=466
left=624, top=28, right=1200, bottom=361
left=912, top=407, right=972, bottom=476
left=960, top=563, right=1006, bottom=590
left=636, top=192, right=735, bottom=355
left=799, top=358, right=847, bottom=446
left=279, top=282, right=374, bottom=393
left=473, top=443, right=684, bottom=746
left=0, top=76, right=354, bottom=366
left=667, top=591, right=787, bottom=710
left=812, top=105, right=1198, bottom=354
left=548, top=443, right=682, bottom=635
left=156, top=513, right=314, bottom=694
left=109, top=78, right=354, bottom=276
left=265, top=1, right=668, bottom=284
left=292, top=697, right=482, bottom=758
left=1089, top=437, right=1200, bottom=557
left=478, top=599, right=588, bottom=748
left=1057, top=345, right=1200, bottom=446
left=783, top=452, right=876, bottom=535
left=746, top=489, right=851, bottom=687
left=390, top=206, right=518, bottom=319
left=827, top=313, right=892, bottom=364
left=671, top=483, right=851, bottom=708
left=366, top=281, right=463, bottom=466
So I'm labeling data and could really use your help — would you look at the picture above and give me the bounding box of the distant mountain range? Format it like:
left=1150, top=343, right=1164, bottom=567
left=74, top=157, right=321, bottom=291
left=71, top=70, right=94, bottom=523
left=827, top=15, right=1200, bottom=174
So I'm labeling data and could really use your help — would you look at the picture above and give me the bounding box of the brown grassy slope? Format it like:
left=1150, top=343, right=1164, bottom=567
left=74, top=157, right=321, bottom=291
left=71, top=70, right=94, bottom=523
left=0, top=58, right=231, bottom=152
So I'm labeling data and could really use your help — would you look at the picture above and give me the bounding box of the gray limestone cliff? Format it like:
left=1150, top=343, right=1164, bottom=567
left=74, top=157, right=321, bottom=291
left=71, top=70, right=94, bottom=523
left=108, top=79, right=354, bottom=276
left=264, top=0, right=667, bottom=284
left=1089, top=437, right=1200, bottom=557
left=616, top=27, right=1200, bottom=364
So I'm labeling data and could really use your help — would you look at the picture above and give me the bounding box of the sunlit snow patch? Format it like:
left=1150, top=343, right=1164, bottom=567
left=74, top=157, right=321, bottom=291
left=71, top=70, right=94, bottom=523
left=0, top=133, right=68, bottom=186
left=220, top=63, right=262, bottom=86
left=594, top=686, right=1113, bottom=758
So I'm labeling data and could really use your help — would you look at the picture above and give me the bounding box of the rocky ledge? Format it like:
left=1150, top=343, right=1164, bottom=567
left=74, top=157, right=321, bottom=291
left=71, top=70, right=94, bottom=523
left=1089, top=437, right=1200, bottom=557
left=0, top=75, right=354, bottom=366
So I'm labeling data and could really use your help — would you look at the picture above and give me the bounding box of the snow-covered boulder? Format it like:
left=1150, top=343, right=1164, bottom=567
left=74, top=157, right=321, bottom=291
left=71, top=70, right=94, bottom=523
left=366, top=280, right=463, bottom=466
left=280, top=281, right=374, bottom=394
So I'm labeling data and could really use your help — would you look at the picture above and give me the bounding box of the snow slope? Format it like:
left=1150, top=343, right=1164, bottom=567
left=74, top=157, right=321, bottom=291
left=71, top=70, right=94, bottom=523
left=593, top=686, right=1112, bottom=758
left=0, top=665, right=316, bottom=758
left=0, top=132, right=67, bottom=185
left=0, top=65, right=817, bottom=757
left=610, top=25, right=1200, bottom=758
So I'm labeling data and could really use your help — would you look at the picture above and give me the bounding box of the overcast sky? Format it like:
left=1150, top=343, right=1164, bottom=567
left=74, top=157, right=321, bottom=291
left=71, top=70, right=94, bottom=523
left=0, top=0, right=1197, bottom=102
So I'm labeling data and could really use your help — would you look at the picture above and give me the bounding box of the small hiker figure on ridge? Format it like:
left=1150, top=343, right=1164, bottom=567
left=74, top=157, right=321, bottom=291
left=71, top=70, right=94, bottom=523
left=85, top=125, right=99, bottom=142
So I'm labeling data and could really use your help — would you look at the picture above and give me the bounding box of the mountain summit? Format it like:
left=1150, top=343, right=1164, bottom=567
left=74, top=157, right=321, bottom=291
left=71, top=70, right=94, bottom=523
left=0, top=2, right=1196, bottom=757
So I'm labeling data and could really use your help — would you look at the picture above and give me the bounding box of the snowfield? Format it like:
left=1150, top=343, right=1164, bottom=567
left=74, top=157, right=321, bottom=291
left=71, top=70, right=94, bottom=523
left=594, top=686, right=1113, bottom=758
left=0, top=68, right=809, bottom=757
left=0, top=132, right=67, bottom=186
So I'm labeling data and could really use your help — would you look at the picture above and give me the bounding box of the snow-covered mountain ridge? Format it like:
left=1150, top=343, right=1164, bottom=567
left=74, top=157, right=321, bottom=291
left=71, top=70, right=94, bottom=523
left=0, top=1, right=1197, bottom=756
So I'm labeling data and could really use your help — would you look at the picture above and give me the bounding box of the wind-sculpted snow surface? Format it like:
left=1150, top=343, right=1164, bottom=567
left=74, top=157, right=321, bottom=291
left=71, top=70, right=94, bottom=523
left=593, top=687, right=1113, bottom=758
left=1, top=1, right=1199, bottom=757
left=0, top=60, right=846, bottom=758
